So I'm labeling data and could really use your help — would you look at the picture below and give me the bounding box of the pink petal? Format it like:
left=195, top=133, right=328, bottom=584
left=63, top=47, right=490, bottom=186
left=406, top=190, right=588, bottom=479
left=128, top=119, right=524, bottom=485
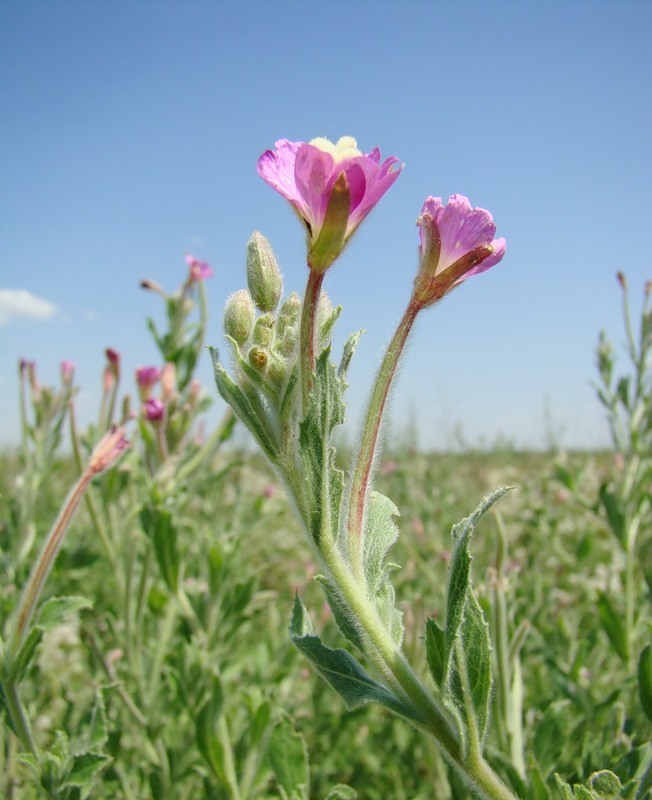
left=257, top=139, right=304, bottom=208
left=436, top=194, right=497, bottom=271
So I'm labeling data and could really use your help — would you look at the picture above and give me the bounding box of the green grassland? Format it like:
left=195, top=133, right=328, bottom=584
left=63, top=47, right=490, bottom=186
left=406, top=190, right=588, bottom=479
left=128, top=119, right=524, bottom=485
left=2, top=442, right=648, bottom=799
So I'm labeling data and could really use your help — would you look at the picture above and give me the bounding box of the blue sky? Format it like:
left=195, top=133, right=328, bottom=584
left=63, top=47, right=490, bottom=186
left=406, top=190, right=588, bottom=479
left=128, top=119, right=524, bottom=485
left=1, top=1, right=650, bottom=450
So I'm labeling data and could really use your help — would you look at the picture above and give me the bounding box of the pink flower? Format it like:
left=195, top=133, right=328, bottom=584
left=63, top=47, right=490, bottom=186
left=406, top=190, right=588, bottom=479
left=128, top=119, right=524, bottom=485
left=135, top=365, right=161, bottom=400
left=89, top=425, right=129, bottom=473
left=257, top=136, right=402, bottom=271
left=105, top=348, right=121, bottom=379
left=412, top=195, right=506, bottom=308
left=60, top=360, right=75, bottom=385
left=186, top=254, right=214, bottom=282
left=143, top=397, right=165, bottom=422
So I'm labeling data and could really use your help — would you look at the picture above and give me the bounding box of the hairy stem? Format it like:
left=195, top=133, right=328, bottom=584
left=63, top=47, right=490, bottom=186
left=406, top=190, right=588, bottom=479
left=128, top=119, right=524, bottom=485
left=347, top=301, right=419, bottom=574
left=299, top=268, right=325, bottom=412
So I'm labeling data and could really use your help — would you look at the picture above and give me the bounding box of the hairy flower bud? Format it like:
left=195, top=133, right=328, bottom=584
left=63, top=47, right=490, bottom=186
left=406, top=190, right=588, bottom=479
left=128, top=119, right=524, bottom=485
left=276, top=292, right=301, bottom=336
left=248, top=346, right=268, bottom=371
left=247, top=231, right=283, bottom=311
left=252, top=313, right=274, bottom=347
left=223, top=289, right=255, bottom=345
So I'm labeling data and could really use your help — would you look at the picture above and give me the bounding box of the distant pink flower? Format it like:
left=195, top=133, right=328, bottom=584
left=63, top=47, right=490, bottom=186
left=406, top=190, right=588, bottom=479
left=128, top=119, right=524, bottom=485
left=412, top=195, right=506, bottom=308
left=257, top=136, right=402, bottom=271
left=186, top=255, right=214, bottom=282
left=143, top=397, right=165, bottom=422
left=89, top=425, right=129, bottom=473
left=380, top=460, right=398, bottom=476
left=160, top=362, right=176, bottom=400
left=61, top=360, right=75, bottom=385
left=105, top=348, right=121, bottom=379
left=135, top=366, right=161, bottom=400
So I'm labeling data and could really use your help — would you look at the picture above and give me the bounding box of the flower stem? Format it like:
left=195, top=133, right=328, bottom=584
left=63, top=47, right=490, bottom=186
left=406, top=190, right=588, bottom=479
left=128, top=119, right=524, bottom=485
left=9, top=469, right=93, bottom=657
left=69, top=402, right=117, bottom=567
left=346, top=300, right=419, bottom=573
left=299, top=268, right=325, bottom=413
left=320, top=536, right=517, bottom=800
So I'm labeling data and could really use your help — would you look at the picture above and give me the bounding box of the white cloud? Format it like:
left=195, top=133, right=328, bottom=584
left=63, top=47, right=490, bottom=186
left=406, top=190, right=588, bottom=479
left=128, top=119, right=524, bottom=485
left=0, top=289, right=58, bottom=325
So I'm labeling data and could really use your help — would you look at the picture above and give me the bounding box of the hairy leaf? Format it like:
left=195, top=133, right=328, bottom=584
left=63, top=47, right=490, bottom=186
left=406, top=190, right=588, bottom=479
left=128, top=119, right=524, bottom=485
left=298, top=349, right=345, bottom=545
left=289, top=595, right=416, bottom=720
left=362, top=491, right=404, bottom=646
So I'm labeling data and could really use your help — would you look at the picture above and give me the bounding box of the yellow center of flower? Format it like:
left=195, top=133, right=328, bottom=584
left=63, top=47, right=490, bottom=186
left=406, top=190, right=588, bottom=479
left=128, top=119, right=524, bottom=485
left=309, top=136, right=362, bottom=162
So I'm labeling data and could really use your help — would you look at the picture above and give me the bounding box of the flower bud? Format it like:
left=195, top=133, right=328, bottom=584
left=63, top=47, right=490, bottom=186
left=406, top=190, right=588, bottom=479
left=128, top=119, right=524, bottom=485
left=161, top=363, right=176, bottom=400
left=89, top=425, right=129, bottom=473
left=252, top=313, right=274, bottom=347
left=248, top=346, right=268, bottom=371
left=224, top=289, right=255, bottom=345
left=144, top=397, right=165, bottom=421
left=277, top=325, right=297, bottom=358
left=276, top=292, right=301, bottom=337
left=106, top=348, right=120, bottom=375
left=60, top=360, right=75, bottom=386
left=246, top=231, right=283, bottom=311
left=136, top=366, right=161, bottom=401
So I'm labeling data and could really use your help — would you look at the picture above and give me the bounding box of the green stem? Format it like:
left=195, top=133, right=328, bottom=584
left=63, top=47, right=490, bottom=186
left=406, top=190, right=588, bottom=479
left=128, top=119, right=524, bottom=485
left=299, top=268, right=325, bottom=413
left=217, top=715, right=242, bottom=800
left=321, top=537, right=517, bottom=800
left=10, top=469, right=93, bottom=656
left=2, top=682, right=38, bottom=758
left=625, top=512, right=641, bottom=665
left=175, top=408, right=234, bottom=484
left=346, top=301, right=419, bottom=575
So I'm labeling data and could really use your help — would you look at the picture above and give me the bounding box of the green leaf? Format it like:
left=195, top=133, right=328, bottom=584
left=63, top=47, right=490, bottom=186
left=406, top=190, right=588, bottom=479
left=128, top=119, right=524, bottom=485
left=196, top=676, right=226, bottom=782
left=37, top=595, right=92, bottom=630
left=68, top=752, right=112, bottom=795
left=535, top=701, right=571, bottom=776
left=446, top=488, right=509, bottom=674
left=140, top=505, right=179, bottom=594
left=338, top=330, right=364, bottom=380
left=597, top=592, right=628, bottom=662
left=289, top=595, right=417, bottom=720
left=638, top=644, right=652, bottom=723
left=268, top=718, right=309, bottom=800
left=210, top=346, right=280, bottom=462
left=326, top=785, right=358, bottom=799
left=85, top=691, right=109, bottom=752
left=361, top=491, right=403, bottom=646
left=7, top=626, right=43, bottom=682
left=318, top=304, right=343, bottom=351
left=315, top=575, right=365, bottom=651
left=527, top=755, right=552, bottom=800
left=599, top=483, right=625, bottom=546
left=448, top=591, right=492, bottom=742
left=425, top=618, right=446, bottom=687
left=298, top=348, right=345, bottom=545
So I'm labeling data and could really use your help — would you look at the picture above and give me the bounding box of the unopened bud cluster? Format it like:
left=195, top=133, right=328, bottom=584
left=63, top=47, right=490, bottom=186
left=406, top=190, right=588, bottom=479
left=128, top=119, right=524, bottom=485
left=222, top=233, right=303, bottom=398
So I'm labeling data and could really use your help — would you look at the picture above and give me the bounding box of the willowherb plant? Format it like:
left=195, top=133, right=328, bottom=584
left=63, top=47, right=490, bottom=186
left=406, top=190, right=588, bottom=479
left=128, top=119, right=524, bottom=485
left=211, top=135, right=518, bottom=799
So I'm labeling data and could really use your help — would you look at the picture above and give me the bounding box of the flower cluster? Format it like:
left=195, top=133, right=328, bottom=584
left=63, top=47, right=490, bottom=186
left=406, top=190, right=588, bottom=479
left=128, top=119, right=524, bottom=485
left=258, top=136, right=505, bottom=297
